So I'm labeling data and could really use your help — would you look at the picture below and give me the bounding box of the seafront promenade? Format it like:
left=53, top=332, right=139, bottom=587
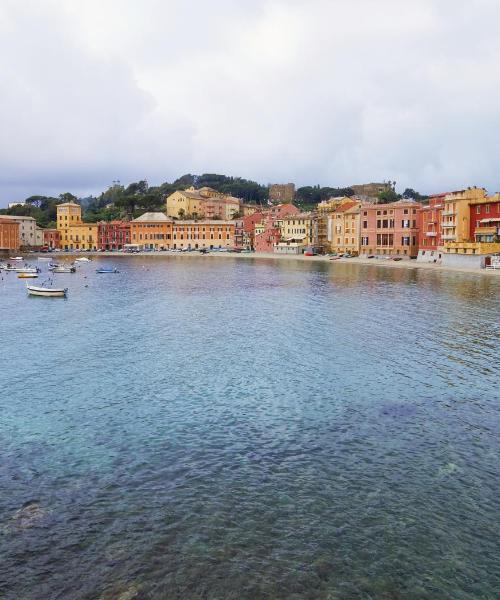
left=48, top=250, right=500, bottom=277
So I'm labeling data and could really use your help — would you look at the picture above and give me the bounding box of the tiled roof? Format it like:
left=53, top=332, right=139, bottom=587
left=133, top=212, right=172, bottom=222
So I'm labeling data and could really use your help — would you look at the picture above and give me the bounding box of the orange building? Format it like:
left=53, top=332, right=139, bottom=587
left=0, top=218, right=20, bottom=251
left=130, top=213, right=173, bottom=250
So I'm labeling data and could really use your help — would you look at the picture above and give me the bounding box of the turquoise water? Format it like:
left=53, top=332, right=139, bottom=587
left=1, top=256, right=499, bottom=599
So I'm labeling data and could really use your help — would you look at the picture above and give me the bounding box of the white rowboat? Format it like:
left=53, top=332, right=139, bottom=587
left=26, top=284, right=67, bottom=297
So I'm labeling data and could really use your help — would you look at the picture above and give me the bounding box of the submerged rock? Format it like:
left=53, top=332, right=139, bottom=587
left=100, top=582, right=140, bottom=600
left=437, top=462, right=460, bottom=477
left=9, top=501, right=48, bottom=530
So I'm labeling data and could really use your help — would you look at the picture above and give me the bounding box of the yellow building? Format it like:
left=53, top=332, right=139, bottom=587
left=441, top=187, right=487, bottom=245
left=281, top=213, right=314, bottom=246
left=317, top=196, right=352, bottom=214
left=166, top=187, right=241, bottom=220
left=57, top=201, right=98, bottom=250
left=327, top=201, right=361, bottom=255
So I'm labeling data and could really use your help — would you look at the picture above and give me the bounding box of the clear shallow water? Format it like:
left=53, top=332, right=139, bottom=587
left=1, top=256, right=499, bottom=599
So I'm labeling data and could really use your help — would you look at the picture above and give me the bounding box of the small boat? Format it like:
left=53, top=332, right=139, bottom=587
left=38, top=256, right=52, bottom=261
left=74, top=257, right=92, bottom=263
left=27, top=284, right=67, bottom=298
left=96, top=267, right=119, bottom=274
left=18, top=272, right=39, bottom=279
left=11, top=267, right=40, bottom=273
left=49, top=266, right=76, bottom=273
left=9, top=256, right=23, bottom=261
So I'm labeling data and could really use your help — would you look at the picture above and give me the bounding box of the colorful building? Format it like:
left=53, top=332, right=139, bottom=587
left=43, top=228, right=60, bottom=250
left=328, top=201, right=361, bottom=255
left=166, top=187, right=241, bottom=220
left=417, top=193, right=447, bottom=262
left=255, top=223, right=281, bottom=253
left=130, top=213, right=173, bottom=250
left=57, top=201, right=97, bottom=250
left=98, top=221, right=131, bottom=251
left=0, top=215, right=38, bottom=248
left=440, top=190, right=500, bottom=268
left=172, top=221, right=235, bottom=250
left=0, top=218, right=20, bottom=251
left=281, top=213, right=314, bottom=247
left=360, top=199, right=421, bottom=258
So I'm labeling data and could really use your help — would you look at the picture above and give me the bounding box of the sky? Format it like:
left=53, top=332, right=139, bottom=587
left=1, top=0, right=500, bottom=205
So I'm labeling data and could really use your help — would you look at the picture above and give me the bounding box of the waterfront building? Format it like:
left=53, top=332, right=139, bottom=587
left=440, top=187, right=486, bottom=245
left=417, top=193, right=447, bottom=263
left=172, top=221, right=235, bottom=250
left=98, top=221, right=131, bottom=251
left=0, top=217, right=20, bottom=251
left=281, top=213, right=314, bottom=247
left=166, top=187, right=241, bottom=220
left=131, top=213, right=173, bottom=250
left=57, top=202, right=98, bottom=251
left=274, top=238, right=307, bottom=254
left=268, top=183, right=295, bottom=204
left=440, top=190, right=500, bottom=268
left=328, top=201, right=361, bottom=255
left=360, top=199, right=421, bottom=258
left=0, top=215, right=38, bottom=248
left=255, top=223, right=281, bottom=253
left=43, top=228, right=60, bottom=250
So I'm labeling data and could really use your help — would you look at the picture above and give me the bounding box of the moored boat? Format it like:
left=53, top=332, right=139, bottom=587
left=74, top=257, right=92, bottom=263
left=96, top=267, right=119, bottom=273
left=9, top=256, right=23, bottom=261
left=18, top=273, right=39, bottom=279
left=26, top=284, right=67, bottom=297
left=49, top=265, right=76, bottom=273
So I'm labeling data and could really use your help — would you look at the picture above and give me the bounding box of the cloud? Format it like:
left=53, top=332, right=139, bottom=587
left=1, top=0, right=500, bottom=204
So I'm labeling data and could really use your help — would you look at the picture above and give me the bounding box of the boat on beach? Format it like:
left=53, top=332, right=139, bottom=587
left=26, top=284, right=67, bottom=297
left=74, top=257, right=92, bottom=263
left=96, top=267, right=119, bottom=273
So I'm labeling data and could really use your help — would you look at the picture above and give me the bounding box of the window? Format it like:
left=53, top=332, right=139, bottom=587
left=476, top=206, right=481, bottom=214
left=486, top=204, right=490, bottom=214
left=404, top=209, right=409, bottom=215
left=363, top=220, right=368, bottom=228
left=361, top=236, right=369, bottom=246
left=402, top=236, right=410, bottom=246
left=402, top=219, right=410, bottom=228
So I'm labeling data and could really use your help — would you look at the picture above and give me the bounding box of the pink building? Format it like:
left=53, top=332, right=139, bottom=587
left=267, top=203, right=300, bottom=219
left=254, top=223, right=281, bottom=252
left=360, top=199, right=422, bottom=258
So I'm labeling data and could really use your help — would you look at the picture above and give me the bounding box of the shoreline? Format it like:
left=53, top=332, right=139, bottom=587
left=21, top=250, right=500, bottom=277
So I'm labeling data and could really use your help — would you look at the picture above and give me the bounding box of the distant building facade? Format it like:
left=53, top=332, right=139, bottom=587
left=166, top=187, right=241, bottom=220
left=43, top=228, right=60, bottom=250
left=0, top=215, right=38, bottom=248
left=360, top=199, right=421, bottom=258
left=328, top=201, right=361, bottom=255
left=417, top=193, right=446, bottom=262
left=57, top=202, right=98, bottom=250
left=98, top=221, right=131, bottom=251
left=350, top=183, right=392, bottom=199
left=268, top=183, right=295, bottom=204
left=0, top=218, right=20, bottom=251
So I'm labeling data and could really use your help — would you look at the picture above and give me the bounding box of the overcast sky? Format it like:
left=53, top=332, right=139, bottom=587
left=1, top=0, right=500, bottom=205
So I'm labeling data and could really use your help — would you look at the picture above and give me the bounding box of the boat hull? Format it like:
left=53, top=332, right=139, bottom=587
left=26, top=285, right=67, bottom=297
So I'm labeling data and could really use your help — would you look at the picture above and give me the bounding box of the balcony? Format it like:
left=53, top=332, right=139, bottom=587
left=441, top=223, right=455, bottom=228
left=442, top=211, right=455, bottom=217
left=426, top=232, right=437, bottom=237
left=441, top=234, right=456, bottom=241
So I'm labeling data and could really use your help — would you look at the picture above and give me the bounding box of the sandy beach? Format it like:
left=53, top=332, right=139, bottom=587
left=43, top=250, right=500, bottom=277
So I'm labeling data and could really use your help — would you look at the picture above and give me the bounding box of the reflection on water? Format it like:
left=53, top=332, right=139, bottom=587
left=1, top=257, right=499, bottom=599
